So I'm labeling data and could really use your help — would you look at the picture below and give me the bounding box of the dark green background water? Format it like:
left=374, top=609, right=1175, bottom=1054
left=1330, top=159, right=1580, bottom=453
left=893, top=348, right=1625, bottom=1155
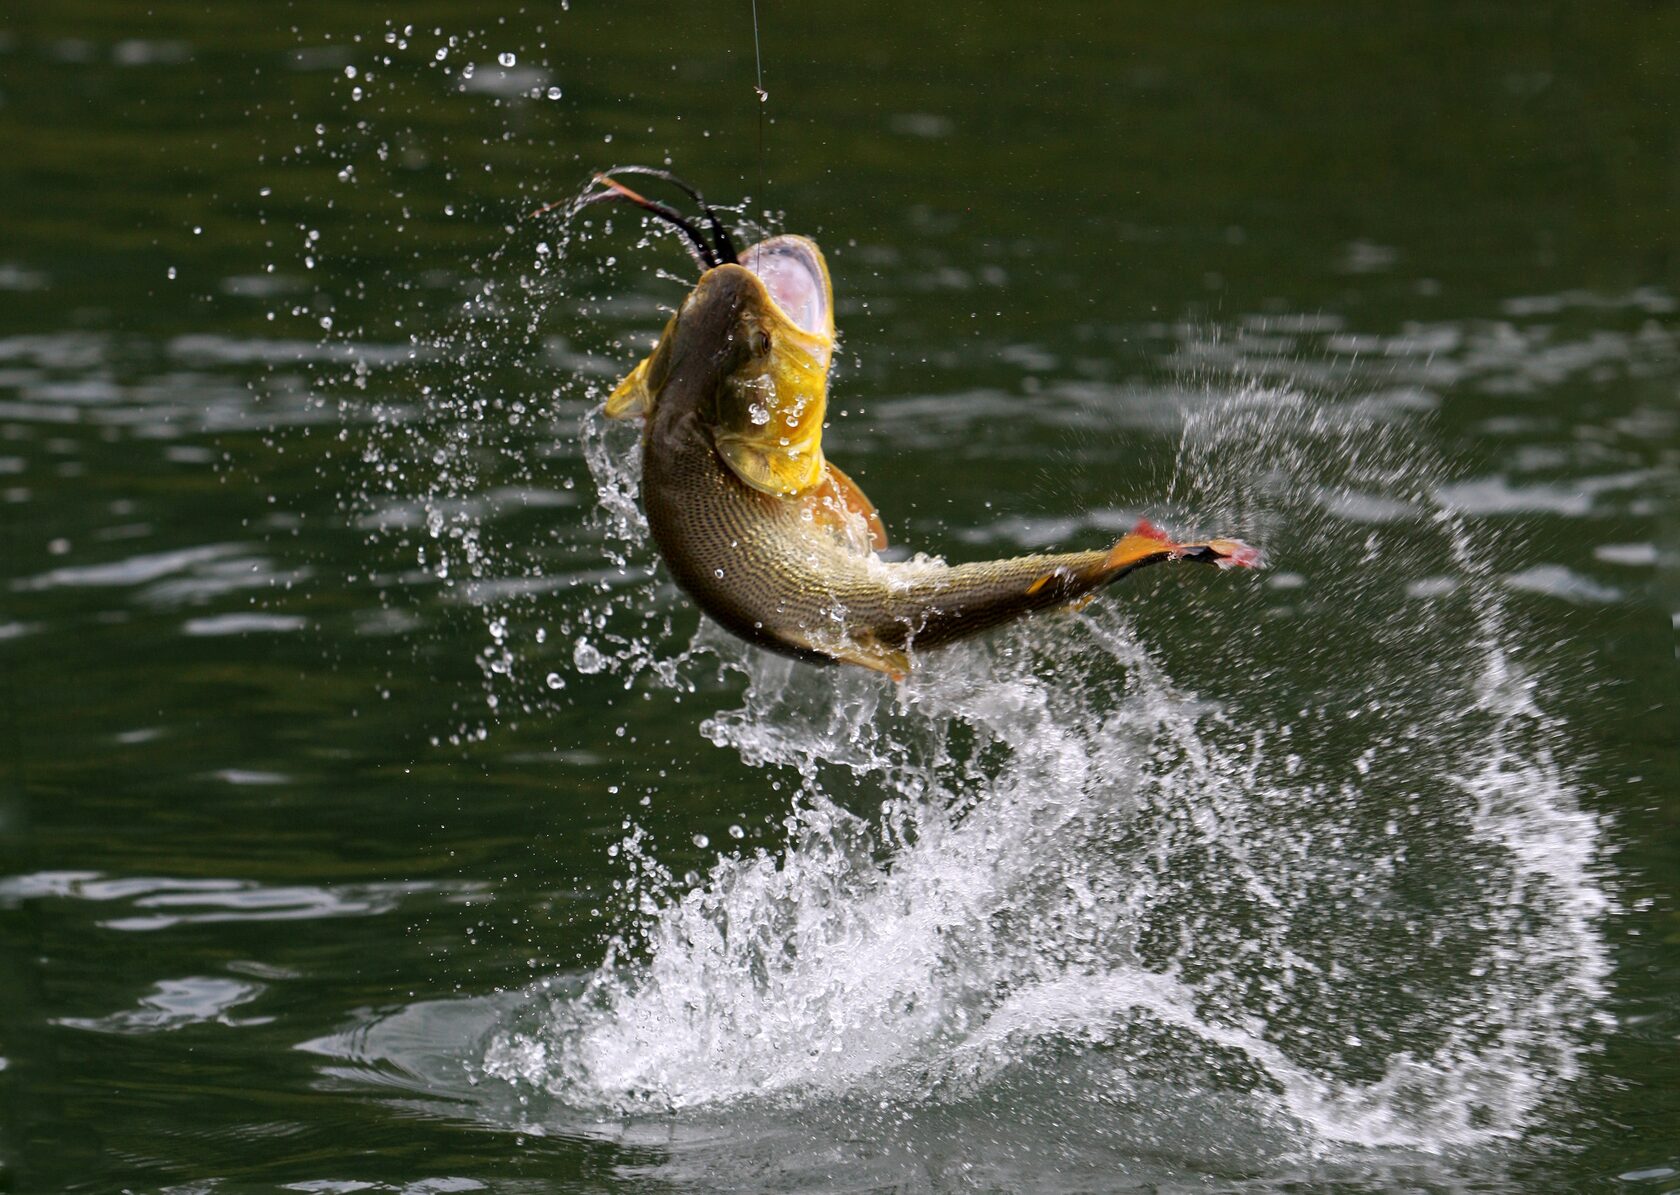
left=2, top=2, right=1676, bottom=1191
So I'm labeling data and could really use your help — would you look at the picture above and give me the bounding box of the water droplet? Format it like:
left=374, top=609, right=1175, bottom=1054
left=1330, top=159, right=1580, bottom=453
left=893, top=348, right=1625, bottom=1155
left=545, top=672, right=565, bottom=690
left=573, top=639, right=605, bottom=674
left=728, top=824, right=745, bottom=839
left=498, top=51, right=516, bottom=67
left=692, top=833, right=709, bottom=849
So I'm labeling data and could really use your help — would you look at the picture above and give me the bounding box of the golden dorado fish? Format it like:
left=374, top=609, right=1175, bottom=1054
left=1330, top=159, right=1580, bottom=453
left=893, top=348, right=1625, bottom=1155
left=571, top=169, right=1259, bottom=679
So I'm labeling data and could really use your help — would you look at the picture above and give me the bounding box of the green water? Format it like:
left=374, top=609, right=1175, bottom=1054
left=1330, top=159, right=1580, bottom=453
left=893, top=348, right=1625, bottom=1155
left=2, top=2, right=1676, bottom=1191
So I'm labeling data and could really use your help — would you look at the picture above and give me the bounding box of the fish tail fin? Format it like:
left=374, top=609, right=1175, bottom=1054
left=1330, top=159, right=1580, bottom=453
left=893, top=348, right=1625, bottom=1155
left=1104, top=518, right=1263, bottom=575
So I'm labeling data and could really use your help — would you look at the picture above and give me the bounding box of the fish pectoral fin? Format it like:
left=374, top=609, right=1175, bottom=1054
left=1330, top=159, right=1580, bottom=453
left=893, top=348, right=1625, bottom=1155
left=605, top=317, right=676, bottom=420
left=783, top=627, right=911, bottom=682
left=1105, top=519, right=1263, bottom=574
left=810, top=462, right=889, bottom=552
left=605, top=356, right=653, bottom=419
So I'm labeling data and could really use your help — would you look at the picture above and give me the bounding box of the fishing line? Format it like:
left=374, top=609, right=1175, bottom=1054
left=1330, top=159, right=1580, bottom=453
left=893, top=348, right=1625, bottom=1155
left=751, top=0, right=766, bottom=219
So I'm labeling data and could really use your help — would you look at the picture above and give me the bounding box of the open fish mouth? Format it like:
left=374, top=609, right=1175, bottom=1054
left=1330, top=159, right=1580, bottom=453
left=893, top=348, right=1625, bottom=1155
left=741, top=235, right=832, bottom=338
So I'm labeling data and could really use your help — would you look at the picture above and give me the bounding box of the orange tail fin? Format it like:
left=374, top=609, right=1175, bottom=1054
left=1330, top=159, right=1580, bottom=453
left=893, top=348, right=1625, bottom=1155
left=1104, top=519, right=1262, bottom=573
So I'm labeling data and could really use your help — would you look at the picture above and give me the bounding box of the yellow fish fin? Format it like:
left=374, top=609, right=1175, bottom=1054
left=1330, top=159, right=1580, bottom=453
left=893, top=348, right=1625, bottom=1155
left=784, top=627, right=910, bottom=681
left=604, top=316, right=676, bottom=420
left=605, top=357, right=653, bottom=419
left=829, top=635, right=911, bottom=682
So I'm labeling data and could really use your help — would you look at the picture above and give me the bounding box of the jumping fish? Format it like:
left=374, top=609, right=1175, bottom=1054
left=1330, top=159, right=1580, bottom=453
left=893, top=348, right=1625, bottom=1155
left=571, top=169, right=1259, bottom=679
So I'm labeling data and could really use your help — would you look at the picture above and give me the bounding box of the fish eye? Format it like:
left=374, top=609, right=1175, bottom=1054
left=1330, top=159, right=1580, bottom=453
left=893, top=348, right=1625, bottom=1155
left=747, top=327, right=770, bottom=358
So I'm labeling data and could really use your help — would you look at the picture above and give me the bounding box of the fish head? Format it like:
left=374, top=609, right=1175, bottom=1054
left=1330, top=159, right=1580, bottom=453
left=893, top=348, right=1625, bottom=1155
left=607, top=235, right=836, bottom=497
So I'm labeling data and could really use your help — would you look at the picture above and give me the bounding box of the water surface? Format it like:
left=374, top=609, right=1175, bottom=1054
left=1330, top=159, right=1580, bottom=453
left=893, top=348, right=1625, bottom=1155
left=2, top=3, right=1677, bottom=1191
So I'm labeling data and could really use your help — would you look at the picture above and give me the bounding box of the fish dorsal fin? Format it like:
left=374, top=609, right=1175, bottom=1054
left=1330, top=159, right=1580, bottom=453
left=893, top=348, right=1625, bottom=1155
left=712, top=236, right=836, bottom=496
left=805, top=462, right=888, bottom=552
left=605, top=315, right=677, bottom=420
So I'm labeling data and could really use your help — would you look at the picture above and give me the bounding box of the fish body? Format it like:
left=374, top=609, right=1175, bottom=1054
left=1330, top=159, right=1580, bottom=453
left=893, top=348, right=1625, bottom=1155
left=607, top=236, right=1256, bottom=678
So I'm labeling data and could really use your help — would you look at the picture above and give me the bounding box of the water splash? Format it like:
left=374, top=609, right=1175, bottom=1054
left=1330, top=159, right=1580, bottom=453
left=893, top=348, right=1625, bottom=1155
left=331, top=170, right=762, bottom=739
left=481, top=384, right=1612, bottom=1164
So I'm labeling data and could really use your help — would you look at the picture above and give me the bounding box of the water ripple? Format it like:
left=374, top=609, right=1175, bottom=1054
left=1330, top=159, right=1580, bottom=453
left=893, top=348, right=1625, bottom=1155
left=0, top=871, right=489, bottom=931
left=56, top=976, right=269, bottom=1034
